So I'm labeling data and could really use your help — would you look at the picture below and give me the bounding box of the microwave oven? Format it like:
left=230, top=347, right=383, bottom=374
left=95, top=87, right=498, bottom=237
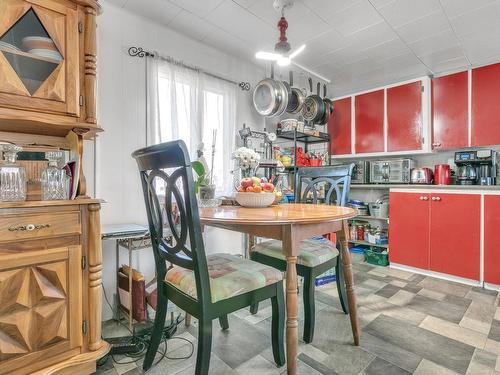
left=369, top=159, right=414, bottom=184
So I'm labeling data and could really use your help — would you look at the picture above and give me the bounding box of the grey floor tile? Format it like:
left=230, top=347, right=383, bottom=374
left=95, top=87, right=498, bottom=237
left=364, top=314, right=475, bottom=374
left=359, top=332, right=422, bottom=373
left=361, top=357, right=411, bottom=375
left=471, top=286, right=499, bottom=297
left=444, top=294, right=473, bottom=309
left=321, top=343, right=375, bottom=375
left=418, top=277, right=472, bottom=298
left=471, top=348, right=497, bottom=369
left=297, top=353, right=338, bottom=375
left=402, top=284, right=423, bottom=294
left=466, top=290, right=498, bottom=306
left=309, top=307, right=357, bottom=353
left=408, top=274, right=426, bottom=284
left=488, top=319, right=500, bottom=342
left=406, top=294, right=469, bottom=324
left=375, top=284, right=400, bottom=299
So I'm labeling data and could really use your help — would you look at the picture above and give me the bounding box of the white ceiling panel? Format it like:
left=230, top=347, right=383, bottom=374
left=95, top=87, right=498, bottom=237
left=395, top=10, right=450, bottom=44
left=327, top=1, right=383, bottom=36
left=377, top=0, right=441, bottom=28
left=449, top=2, right=500, bottom=38
left=110, top=0, right=500, bottom=95
left=439, top=0, right=498, bottom=18
left=169, top=11, right=216, bottom=42
left=408, top=29, right=460, bottom=57
left=124, top=0, right=182, bottom=26
left=168, top=0, right=225, bottom=18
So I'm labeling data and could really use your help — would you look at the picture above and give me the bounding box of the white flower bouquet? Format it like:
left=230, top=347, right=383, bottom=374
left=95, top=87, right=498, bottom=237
left=232, top=147, right=260, bottom=177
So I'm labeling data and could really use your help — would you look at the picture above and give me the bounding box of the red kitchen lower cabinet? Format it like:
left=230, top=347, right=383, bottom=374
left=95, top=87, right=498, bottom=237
left=389, top=192, right=430, bottom=269
left=387, top=81, right=423, bottom=152
left=355, top=90, right=384, bottom=153
left=429, top=194, right=480, bottom=280
left=432, top=72, right=469, bottom=150
left=484, top=195, right=500, bottom=285
left=329, top=97, right=352, bottom=155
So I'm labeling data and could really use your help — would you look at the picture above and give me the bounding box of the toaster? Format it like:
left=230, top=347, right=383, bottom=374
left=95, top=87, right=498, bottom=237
left=410, top=168, right=433, bottom=184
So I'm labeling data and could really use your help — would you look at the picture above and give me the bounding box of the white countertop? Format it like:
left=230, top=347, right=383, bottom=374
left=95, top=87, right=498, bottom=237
left=351, top=184, right=500, bottom=191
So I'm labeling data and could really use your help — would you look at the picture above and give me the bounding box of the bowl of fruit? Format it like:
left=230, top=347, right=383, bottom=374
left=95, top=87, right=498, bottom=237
left=236, top=177, right=277, bottom=208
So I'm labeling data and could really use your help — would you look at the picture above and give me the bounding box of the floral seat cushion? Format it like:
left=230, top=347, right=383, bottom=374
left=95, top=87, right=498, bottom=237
left=165, top=253, right=283, bottom=303
left=253, top=237, right=339, bottom=268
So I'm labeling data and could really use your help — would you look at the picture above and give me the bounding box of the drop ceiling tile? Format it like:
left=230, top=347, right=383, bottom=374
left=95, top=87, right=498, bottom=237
left=206, top=1, right=276, bottom=45
left=395, top=10, right=451, bottom=43
left=379, top=52, right=428, bottom=74
left=203, top=27, right=255, bottom=60
left=408, top=29, right=461, bottom=56
left=449, top=2, right=500, bottom=38
left=327, top=1, right=384, bottom=36
left=232, top=0, right=260, bottom=8
left=168, top=0, right=225, bottom=18
left=428, top=56, right=470, bottom=73
left=369, top=0, right=395, bottom=8
left=362, top=38, right=411, bottom=61
left=169, top=11, right=217, bottom=42
left=460, top=30, right=500, bottom=64
left=318, top=44, right=370, bottom=67
left=124, top=0, right=182, bottom=26
left=377, top=0, right=441, bottom=28
left=302, top=29, right=349, bottom=55
left=349, top=21, right=398, bottom=50
left=417, top=45, right=465, bottom=66
left=300, top=0, right=362, bottom=19
left=440, top=0, right=498, bottom=18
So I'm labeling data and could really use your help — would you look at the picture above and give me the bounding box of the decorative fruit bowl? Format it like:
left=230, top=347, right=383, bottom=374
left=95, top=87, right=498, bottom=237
left=235, top=177, right=279, bottom=208
left=235, top=192, right=276, bottom=208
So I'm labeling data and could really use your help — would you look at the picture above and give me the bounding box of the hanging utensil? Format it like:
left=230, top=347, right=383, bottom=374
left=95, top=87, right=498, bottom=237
left=302, top=77, right=325, bottom=124
left=253, top=63, right=289, bottom=117
left=286, top=71, right=305, bottom=114
left=320, top=84, right=334, bottom=125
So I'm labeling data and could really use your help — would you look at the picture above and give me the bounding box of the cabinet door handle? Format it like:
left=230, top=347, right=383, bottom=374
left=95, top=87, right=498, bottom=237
left=8, top=224, right=51, bottom=232
left=432, top=142, right=442, bottom=148
left=419, top=196, right=428, bottom=201
left=432, top=197, right=441, bottom=201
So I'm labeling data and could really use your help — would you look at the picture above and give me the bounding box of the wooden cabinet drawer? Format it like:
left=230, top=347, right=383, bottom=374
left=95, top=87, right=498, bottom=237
left=0, top=211, right=81, bottom=242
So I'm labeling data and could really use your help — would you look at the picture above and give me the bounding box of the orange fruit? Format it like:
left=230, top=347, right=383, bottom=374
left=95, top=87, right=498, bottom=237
left=245, top=186, right=255, bottom=193
left=254, top=186, right=262, bottom=193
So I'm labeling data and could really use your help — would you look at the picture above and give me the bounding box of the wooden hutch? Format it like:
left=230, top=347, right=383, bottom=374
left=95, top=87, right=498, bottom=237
left=0, top=0, right=108, bottom=374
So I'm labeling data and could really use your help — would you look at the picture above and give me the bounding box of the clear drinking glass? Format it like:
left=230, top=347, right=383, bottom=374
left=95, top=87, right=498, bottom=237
left=41, top=151, right=69, bottom=200
left=0, top=144, right=27, bottom=201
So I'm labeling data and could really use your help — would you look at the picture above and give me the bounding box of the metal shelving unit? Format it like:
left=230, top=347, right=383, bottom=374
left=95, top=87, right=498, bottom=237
left=348, top=239, right=388, bottom=249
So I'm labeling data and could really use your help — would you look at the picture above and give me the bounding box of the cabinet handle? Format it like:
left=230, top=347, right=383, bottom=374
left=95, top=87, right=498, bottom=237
left=8, top=224, right=51, bottom=232
left=431, top=197, right=441, bottom=201
left=432, top=142, right=442, bottom=148
left=419, top=196, right=428, bottom=201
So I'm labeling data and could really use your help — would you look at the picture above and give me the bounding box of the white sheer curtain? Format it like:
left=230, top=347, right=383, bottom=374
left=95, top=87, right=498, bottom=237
left=146, top=55, right=236, bottom=195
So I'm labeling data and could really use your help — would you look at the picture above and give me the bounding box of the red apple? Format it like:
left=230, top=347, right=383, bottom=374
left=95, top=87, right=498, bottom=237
left=240, top=177, right=253, bottom=189
left=262, top=183, right=275, bottom=192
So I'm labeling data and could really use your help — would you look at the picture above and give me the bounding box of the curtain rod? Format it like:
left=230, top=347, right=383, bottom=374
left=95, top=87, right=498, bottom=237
left=128, top=46, right=251, bottom=91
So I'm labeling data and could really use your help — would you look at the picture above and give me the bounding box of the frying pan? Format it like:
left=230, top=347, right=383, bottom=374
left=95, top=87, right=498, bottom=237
left=320, top=84, right=334, bottom=125
left=253, top=64, right=289, bottom=117
left=286, top=71, right=305, bottom=114
left=302, top=78, right=326, bottom=124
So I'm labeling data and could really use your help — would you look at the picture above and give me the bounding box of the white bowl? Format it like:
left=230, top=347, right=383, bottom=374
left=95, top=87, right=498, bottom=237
left=235, top=192, right=276, bottom=208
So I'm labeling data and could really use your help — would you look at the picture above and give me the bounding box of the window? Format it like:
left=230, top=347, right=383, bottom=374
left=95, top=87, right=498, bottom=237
left=151, top=61, right=236, bottom=195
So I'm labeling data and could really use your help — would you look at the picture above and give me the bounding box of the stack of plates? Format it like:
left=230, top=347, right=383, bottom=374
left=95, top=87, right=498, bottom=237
left=0, top=41, right=21, bottom=51
left=22, top=36, right=62, bottom=61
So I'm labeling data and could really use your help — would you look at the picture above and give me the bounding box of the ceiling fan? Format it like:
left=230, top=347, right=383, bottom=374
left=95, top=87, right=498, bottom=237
left=254, top=0, right=330, bottom=82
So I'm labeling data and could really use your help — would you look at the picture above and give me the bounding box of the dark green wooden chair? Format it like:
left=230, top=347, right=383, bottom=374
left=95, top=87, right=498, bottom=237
left=250, top=164, right=355, bottom=343
left=133, top=140, right=286, bottom=374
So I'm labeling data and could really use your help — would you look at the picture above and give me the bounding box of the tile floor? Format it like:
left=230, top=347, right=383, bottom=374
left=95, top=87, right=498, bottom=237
left=94, top=254, right=500, bottom=375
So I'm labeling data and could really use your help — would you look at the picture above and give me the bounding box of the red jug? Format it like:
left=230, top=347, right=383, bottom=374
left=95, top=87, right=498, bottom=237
left=434, top=164, right=451, bottom=185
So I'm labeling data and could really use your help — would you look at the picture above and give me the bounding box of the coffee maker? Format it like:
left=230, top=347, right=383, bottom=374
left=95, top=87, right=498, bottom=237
left=454, top=150, right=497, bottom=185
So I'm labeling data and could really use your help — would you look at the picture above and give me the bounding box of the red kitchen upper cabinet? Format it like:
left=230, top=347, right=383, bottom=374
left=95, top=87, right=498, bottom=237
left=387, top=81, right=423, bottom=152
left=355, top=90, right=384, bottom=153
left=432, top=72, right=469, bottom=150
left=389, top=192, right=430, bottom=269
left=429, top=194, right=480, bottom=281
left=329, top=97, right=352, bottom=155
left=484, top=195, right=500, bottom=285
left=472, top=63, right=500, bottom=146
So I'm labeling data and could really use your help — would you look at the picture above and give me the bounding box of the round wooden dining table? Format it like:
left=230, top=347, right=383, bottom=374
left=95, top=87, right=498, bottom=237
left=199, top=203, right=359, bottom=375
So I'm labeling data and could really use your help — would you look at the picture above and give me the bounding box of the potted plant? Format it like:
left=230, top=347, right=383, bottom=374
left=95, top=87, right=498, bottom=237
left=192, top=160, right=215, bottom=200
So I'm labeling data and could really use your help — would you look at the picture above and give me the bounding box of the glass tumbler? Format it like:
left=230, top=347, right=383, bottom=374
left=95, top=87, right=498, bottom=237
left=0, top=144, right=27, bottom=201
left=41, top=151, right=70, bottom=200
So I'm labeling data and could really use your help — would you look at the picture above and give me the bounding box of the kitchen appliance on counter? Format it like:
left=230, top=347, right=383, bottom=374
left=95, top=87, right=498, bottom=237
left=434, top=164, right=452, bottom=185
left=454, top=150, right=497, bottom=185
left=351, top=160, right=369, bottom=184
left=369, top=159, right=414, bottom=184
left=410, top=167, right=433, bottom=184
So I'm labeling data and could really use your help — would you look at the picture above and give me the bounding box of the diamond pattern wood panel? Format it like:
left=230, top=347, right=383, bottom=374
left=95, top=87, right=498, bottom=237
left=0, top=262, right=68, bottom=361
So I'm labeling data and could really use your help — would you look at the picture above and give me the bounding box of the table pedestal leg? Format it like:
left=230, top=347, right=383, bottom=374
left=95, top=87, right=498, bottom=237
left=285, top=255, right=298, bottom=375
left=339, top=219, right=360, bottom=345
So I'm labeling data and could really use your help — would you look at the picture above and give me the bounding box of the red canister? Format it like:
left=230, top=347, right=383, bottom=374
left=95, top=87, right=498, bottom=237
left=434, top=164, right=451, bottom=185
